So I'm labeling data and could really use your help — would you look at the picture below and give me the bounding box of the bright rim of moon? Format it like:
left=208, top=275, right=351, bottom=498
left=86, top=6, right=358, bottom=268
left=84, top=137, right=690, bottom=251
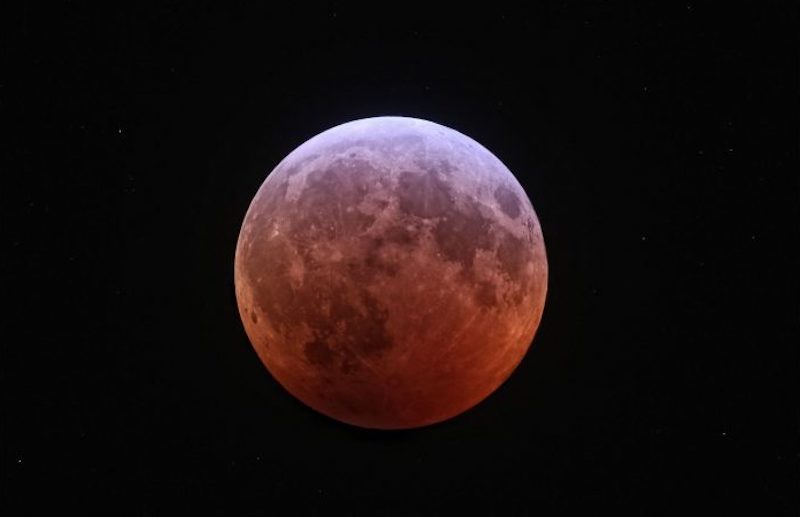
left=234, top=116, right=547, bottom=429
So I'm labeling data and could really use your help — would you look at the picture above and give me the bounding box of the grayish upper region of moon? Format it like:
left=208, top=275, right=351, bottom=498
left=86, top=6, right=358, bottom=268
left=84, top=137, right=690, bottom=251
left=234, top=116, right=548, bottom=429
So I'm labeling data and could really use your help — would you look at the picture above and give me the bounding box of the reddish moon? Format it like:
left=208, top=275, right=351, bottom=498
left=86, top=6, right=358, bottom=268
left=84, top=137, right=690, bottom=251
left=234, top=116, right=547, bottom=429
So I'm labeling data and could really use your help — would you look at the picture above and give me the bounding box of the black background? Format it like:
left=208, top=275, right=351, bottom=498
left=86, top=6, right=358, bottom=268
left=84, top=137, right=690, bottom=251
left=6, top=2, right=798, bottom=514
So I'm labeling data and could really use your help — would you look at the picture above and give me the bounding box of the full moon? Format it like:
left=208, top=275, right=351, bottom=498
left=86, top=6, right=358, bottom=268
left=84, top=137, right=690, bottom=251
left=234, top=116, right=547, bottom=429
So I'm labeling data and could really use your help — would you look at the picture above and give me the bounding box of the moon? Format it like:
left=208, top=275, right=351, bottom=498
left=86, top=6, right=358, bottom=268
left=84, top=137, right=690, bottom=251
left=234, top=116, right=547, bottom=429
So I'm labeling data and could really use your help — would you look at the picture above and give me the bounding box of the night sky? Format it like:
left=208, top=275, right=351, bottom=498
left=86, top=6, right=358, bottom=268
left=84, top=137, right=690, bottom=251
left=6, top=2, right=798, bottom=514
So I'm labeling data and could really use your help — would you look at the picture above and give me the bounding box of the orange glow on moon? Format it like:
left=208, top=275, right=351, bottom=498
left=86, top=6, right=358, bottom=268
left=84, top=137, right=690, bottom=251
left=234, top=117, right=547, bottom=429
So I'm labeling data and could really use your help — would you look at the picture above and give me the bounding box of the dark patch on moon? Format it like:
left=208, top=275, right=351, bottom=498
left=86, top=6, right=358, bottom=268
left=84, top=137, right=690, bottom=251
left=296, top=282, right=394, bottom=373
left=358, top=223, right=421, bottom=278
left=250, top=310, right=258, bottom=323
left=496, top=233, right=528, bottom=279
left=474, top=281, right=498, bottom=308
left=494, top=185, right=521, bottom=219
left=305, top=338, right=335, bottom=366
left=396, top=170, right=454, bottom=219
left=364, top=239, right=401, bottom=277
left=524, top=218, right=536, bottom=243
left=343, top=292, right=394, bottom=357
left=433, top=198, right=494, bottom=273
left=383, top=224, right=416, bottom=246
left=290, top=158, right=378, bottom=239
left=339, top=349, right=359, bottom=375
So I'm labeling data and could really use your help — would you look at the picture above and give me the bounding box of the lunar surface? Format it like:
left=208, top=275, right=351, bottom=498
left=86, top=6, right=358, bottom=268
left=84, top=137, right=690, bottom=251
left=234, top=116, right=547, bottom=429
